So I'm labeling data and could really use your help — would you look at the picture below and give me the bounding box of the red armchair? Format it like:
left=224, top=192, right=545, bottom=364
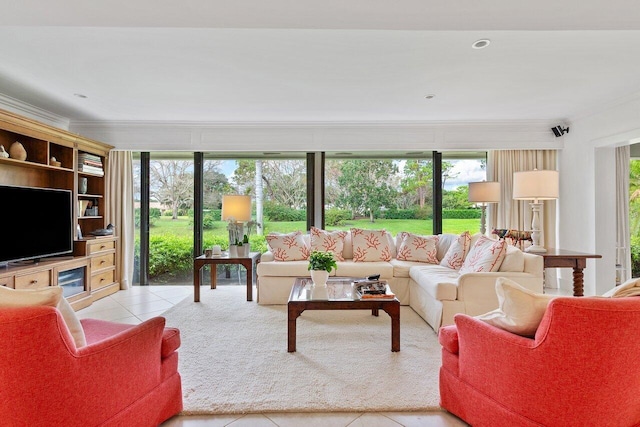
left=0, top=306, right=182, bottom=427
left=439, top=297, right=640, bottom=427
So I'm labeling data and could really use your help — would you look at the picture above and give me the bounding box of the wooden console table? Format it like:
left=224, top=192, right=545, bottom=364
left=193, top=252, right=261, bottom=302
left=536, top=249, right=602, bottom=297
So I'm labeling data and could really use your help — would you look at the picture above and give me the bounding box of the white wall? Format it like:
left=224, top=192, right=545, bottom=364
left=560, top=95, right=640, bottom=295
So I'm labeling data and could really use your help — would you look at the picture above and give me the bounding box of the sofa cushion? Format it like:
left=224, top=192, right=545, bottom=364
left=258, top=260, right=311, bottom=277
left=334, top=260, right=394, bottom=279
left=310, top=227, right=347, bottom=261
left=409, top=265, right=459, bottom=301
left=459, top=236, right=507, bottom=274
left=389, top=259, right=427, bottom=278
left=0, top=286, right=87, bottom=348
left=396, top=232, right=439, bottom=263
left=266, top=231, right=310, bottom=261
left=475, top=277, right=555, bottom=337
left=498, top=244, right=525, bottom=272
left=351, top=228, right=393, bottom=262
left=440, top=231, right=472, bottom=269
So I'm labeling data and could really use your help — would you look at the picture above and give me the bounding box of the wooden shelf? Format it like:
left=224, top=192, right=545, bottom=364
left=0, top=156, right=74, bottom=173
left=0, top=108, right=119, bottom=309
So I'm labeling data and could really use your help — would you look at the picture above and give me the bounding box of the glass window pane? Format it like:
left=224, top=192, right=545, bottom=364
left=325, top=155, right=433, bottom=235
left=441, top=153, right=487, bottom=235
left=148, top=153, right=194, bottom=286
left=203, top=154, right=307, bottom=285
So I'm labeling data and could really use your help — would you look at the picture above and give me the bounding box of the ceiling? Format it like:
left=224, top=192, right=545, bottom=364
left=2, top=1, right=640, bottom=124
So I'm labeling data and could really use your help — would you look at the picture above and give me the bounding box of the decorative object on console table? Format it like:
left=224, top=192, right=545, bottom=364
left=308, top=251, right=337, bottom=287
left=468, top=181, right=501, bottom=235
left=9, top=141, right=27, bottom=161
left=221, top=195, right=252, bottom=249
left=0, top=145, right=8, bottom=158
left=512, top=169, right=559, bottom=253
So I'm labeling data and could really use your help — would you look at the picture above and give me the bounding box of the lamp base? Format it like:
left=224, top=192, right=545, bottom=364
left=525, top=245, right=547, bottom=253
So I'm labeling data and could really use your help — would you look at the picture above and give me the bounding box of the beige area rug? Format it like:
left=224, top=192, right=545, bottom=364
left=162, top=285, right=442, bottom=414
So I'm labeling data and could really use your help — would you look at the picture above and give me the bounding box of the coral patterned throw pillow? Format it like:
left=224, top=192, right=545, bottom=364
left=440, top=231, right=472, bottom=270
left=266, top=231, right=310, bottom=261
left=396, top=232, right=439, bottom=264
left=351, top=228, right=392, bottom=262
left=459, top=236, right=507, bottom=274
left=310, top=227, right=347, bottom=261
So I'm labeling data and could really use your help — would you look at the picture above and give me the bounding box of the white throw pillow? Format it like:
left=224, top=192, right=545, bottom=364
left=310, top=227, right=347, bottom=261
left=476, top=278, right=555, bottom=337
left=440, top=231, right=472, bottom=270
left=266, top=231, right=310, bottom=261
left=351, top=228, right=392, bottom=262
left=602, top=278, right=640, bottom=298
left=459, top=236, right=507, bottom=274
left=0, top=286, right=87, bottom=348
left=498, top=244, right=525, bottom=272
left=396, top=232, right=439, bottom=264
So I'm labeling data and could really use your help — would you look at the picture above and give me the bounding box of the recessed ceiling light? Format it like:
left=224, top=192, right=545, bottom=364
left=424, top=94, right=435, bottom=99
left=472, top=39, right=491, bottom=49
left=73, top=93, right=87, bottom=98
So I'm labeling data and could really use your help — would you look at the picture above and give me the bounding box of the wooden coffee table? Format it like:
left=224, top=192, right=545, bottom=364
left=287, top=277, right=400, bottom=352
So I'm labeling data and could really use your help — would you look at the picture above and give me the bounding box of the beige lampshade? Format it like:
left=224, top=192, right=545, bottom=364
left=221, top=195, right=252, bottom=221
left=468, top=181, right=501, bottom=203
left=513, top=170, right=559, bottom=200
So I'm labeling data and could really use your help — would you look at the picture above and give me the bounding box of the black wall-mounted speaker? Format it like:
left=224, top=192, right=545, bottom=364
left=552, top=126, right=569, bottom=137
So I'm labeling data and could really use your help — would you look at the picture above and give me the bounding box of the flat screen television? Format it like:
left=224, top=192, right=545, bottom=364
left=0, top=185, right=73, bottom=265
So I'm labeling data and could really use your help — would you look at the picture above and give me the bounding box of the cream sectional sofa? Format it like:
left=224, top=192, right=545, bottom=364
left=256, top=232, right=544, bottom=331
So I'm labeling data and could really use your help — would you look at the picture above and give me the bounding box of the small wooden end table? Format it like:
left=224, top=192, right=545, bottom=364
left=537, top=249, right=602, bottom=297
left=287, top=277, right=400, bottom=353
left=193, top=252, right=261, bottom=302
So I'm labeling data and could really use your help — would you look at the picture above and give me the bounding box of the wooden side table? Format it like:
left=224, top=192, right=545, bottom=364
left=193, top=252, right=261, bottom=302
left=537, top=249, right=602, bottom=297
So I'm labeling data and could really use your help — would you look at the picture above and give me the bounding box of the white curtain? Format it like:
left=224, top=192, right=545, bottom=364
left=106, top=150, right=135, bottom=290
left=487, top=150, right=558, bottom=287
left=616, top=145, right=631, bottom=283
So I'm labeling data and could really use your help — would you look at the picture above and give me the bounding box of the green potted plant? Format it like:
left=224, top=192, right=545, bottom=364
left=308, top=250, right=337, bottom=287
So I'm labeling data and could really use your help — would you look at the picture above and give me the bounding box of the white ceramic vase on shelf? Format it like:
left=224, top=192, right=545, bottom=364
left=310, top=269, right=329, bottom=287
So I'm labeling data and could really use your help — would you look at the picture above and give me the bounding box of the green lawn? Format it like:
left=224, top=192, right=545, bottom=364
left=149, top=216, right=480, bottom=238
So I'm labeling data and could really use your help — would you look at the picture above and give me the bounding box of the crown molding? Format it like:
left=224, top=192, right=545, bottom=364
left=0, top=94, right=70, bottom=130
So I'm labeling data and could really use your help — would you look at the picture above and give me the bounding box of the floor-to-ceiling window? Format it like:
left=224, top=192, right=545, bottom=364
left=133, top=150, right=486, bottom=286
left=133, top=152, right=195, bottom=286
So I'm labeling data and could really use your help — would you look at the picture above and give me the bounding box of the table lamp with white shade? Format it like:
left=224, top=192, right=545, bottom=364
left=512, top=169, right=559, bottom=253
left=221, top=195, right=252, bottom=247
left=468, top=181, right=501, bottom=235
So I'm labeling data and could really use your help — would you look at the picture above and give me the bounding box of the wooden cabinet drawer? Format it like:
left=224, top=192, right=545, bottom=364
left=88, top=240, right=115, bottom=255
left=15, top=271, right=51, bottom=289
left=0, top=276, right=14, bottom=288
left=91, top=269, right=115, bottom=291
left=91, top=253, right=115, bottom=271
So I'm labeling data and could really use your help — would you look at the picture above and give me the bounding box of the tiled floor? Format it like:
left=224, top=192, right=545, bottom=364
left=77, top=284, right=472, bottom=426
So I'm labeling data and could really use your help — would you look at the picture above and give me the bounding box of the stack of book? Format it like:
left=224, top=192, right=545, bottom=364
left=354, top=279, right=396, bottom=299
left=78, top=152, right=104, bottom=176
